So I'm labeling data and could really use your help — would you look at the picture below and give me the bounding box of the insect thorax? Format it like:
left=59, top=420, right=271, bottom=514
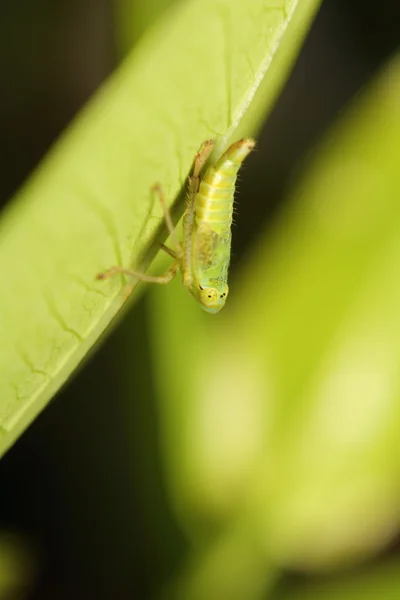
left=192, top=221, right=231, bottom=286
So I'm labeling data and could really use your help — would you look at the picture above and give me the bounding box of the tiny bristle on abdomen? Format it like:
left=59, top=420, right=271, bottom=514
left=195, top=138, right=255, bottom=227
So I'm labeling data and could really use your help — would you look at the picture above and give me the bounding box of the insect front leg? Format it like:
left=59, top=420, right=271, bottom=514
left=193, top=139, right=215, bottom=179
left=159, top=243, right=177, bottom=259
left=187, top=139, right=215, bottom=198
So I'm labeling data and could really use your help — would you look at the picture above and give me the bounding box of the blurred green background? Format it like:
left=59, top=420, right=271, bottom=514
left=0, top=0, right=400, bottom=599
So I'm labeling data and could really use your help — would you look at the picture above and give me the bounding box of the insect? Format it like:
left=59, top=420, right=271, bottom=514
left=97, top=137, right=255, bottom=313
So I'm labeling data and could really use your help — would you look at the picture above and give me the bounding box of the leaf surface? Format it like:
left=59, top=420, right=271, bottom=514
left=0, top=0, right=321, bottom=457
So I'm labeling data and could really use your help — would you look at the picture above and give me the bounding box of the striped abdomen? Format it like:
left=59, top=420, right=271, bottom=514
left=194, top=138, right=255, bottom=235
left=191, top=138, right=255, bottom=290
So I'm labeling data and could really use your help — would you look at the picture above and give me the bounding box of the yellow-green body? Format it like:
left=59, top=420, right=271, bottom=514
left=183, top=138, right=255, bottom=313
left=97, top=138, right=255, bottom=313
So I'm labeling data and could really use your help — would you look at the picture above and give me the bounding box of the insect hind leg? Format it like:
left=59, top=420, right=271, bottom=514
left=96, top=184, right=183, bottom=285
left=96, top=261, right=179, bottom=285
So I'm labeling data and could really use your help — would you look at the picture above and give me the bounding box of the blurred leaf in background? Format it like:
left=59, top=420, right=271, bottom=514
left=150, top=53, right=400, bottom=599
left=274, top=556, right=400, bottom=600
left=0, top=533, right=36, bottom=599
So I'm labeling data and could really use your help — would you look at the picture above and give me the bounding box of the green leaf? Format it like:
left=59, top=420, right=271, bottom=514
left=0, top=0, right=322, bottom=458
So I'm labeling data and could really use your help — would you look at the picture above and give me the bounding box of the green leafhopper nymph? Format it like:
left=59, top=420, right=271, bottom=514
left=97, top=138, right=255, bottom=313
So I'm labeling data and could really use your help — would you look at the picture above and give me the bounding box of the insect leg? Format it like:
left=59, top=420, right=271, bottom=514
left=193, top=139, right=215, bottom=179
left=96, top=261, right=180, bottom=284
left=180, top=139, right=215, bottom=289
left=151, top=183, right=181, bottom=252
left=184, top=139, right=215, bottom=244
left=187, top=139, right=215, bottom=199
left=159, top=243, right=177, bottom=259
